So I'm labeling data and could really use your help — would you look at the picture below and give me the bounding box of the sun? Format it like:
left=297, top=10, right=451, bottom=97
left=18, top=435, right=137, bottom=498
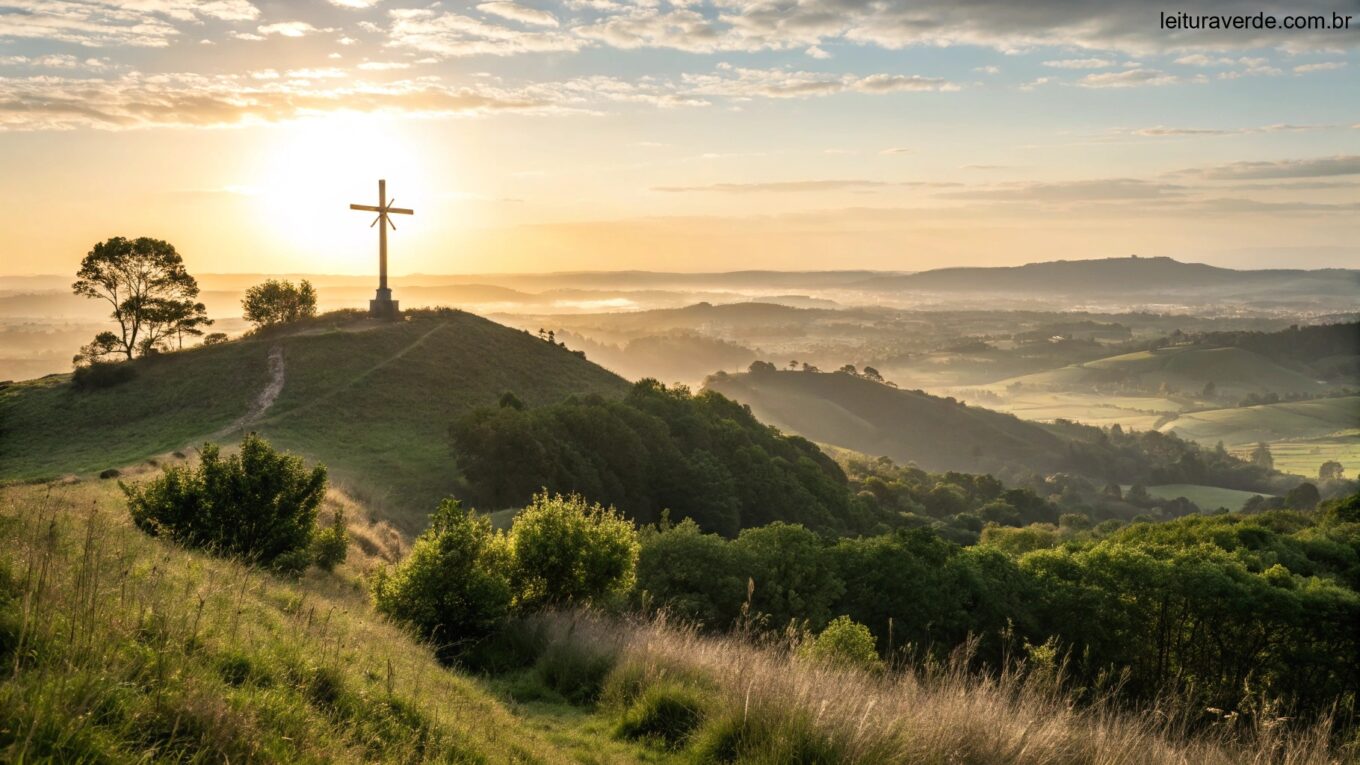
left=251, top=114, right=436, bottom=274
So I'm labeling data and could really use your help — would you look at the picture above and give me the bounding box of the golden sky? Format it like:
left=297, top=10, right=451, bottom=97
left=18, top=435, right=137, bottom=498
left=0, top=0, right=1357, bottom=275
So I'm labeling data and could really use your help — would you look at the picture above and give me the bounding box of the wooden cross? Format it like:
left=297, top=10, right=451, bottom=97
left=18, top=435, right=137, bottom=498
left=350, top=179, right=413, bottom=295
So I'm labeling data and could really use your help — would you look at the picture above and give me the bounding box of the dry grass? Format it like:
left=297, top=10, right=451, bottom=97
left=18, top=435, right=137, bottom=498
left=0, top=480, right=578, bottom=763
left=526, top=611, right=1347, bottom=765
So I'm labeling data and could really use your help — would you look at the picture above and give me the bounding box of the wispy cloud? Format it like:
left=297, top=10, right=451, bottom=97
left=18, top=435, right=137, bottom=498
left=1182, top=155, right=1360, bottom=180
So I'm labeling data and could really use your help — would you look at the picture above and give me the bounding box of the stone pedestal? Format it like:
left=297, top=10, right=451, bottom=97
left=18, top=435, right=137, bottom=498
left=369, top=287, right=400, bottom=320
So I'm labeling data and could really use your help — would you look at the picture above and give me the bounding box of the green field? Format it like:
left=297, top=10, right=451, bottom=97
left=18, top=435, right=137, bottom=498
left=1124, top=484, right=1271, bottom=512
left=992, top=345, right=1331, bottom=399
left=1160, top=396, right=1359, bottom=447
left=1230, top=433, right=1360, bottom=480
left=0, top=311, right=628, bottom=531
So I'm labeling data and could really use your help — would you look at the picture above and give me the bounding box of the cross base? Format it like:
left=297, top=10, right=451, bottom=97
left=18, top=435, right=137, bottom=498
left=369, top=288, right=401, bottom=320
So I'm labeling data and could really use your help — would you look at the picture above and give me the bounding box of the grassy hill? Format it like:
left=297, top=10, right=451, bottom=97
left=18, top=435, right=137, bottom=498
left=1160, top=396, right=1360, bottom=446
left=705, top=369, right=1070, bottom=474
left=0, top=310, right=628, bottom=530
left=0, top=479, right=680, bottom=764
left=992, top=345, right=1329, bottom=399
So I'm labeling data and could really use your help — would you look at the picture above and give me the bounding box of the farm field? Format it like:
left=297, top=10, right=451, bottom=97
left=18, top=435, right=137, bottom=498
left=1230, top=433, right=1360, bottom=480
left=1123, top=484, right=1271, bottom=512
left=1160, top=397, right=1359, bottom=448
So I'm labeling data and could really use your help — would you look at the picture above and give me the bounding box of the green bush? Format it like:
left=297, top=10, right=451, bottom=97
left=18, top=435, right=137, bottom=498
left=312, top=510, right=348, bottom=572
left=72, top=360, right=136, bottom=391
left=372, top=499, right=512, bottom=654
left=800, top=616, right=882, bottom=672
left=124, top=433, right=326, bottom=572
left=510, top=493, right=639, bottom=607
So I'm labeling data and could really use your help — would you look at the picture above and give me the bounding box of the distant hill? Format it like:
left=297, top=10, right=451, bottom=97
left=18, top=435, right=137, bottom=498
left=991, top=345, right=1332, bottom=399
left=0, top=310, right=628, bottom=530
left=705, top=368, right=1070, bottom=474
left=861, top=256, right=1359, bottom=296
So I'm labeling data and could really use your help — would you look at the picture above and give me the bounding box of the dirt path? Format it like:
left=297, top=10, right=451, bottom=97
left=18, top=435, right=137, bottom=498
left=218, top=345, right=285, bottom=437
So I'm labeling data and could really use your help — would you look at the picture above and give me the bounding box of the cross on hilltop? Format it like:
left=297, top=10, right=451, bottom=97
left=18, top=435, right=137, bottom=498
left=350, top=179, right=413, bottom=319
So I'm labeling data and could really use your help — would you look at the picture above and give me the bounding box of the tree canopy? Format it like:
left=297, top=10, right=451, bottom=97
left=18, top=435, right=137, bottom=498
left=72, top=236, right=210, bottom=362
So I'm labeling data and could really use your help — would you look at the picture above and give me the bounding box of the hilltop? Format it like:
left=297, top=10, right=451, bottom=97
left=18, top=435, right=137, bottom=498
left=705, top=368, right=1070, bottom=474
left=861, top=255, right=1360, bottom=296
left=0, top=310, right=628, bottom=530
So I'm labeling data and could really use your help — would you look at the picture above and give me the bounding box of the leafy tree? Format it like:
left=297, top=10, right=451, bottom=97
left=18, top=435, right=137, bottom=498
left=509, top=493, right=638, bottom=607
left=1250, top=442, right=1274, bottom=471
left=72, top=236, right=211, bottom=362
left=242, top=278, right=318, bottom=328
left=801, top=616, right=882, bottom=671
left=1319, top=460, right=1344, bottom=481
left=731, top=522, right=843, bottom=630
left=634, top=519, right=748, bottom=626
left=1286, top=482, right=1321, bottom=511
left=124, top=433, right=326, bottom=572
left=372, top=499, right=512, bottom=650
left=202, top=332, right=229, bottom=346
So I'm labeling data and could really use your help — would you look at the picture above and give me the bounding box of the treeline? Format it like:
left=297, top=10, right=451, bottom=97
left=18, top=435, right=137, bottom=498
left=1187, top=321, right=1360, bottom=364
left=450, top=380, right=882, bottom=536
left=634, top=495, right=1360, bottom=717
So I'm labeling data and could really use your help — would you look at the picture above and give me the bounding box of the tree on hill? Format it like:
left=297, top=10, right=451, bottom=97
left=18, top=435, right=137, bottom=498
left=72, top=236, right=211, bottom=362
left=1250, top=442, right=1275, bottom=471
left=242, top=278, right=318, bottom=328
left=1320, top=461, right=1345, bottom=481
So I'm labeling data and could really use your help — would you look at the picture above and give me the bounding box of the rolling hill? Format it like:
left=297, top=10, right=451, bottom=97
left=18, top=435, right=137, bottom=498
left=991, top=345, right=1331, bottom=399
left=704, top=369, right=1070, bottom=474
left=0, top=310, right=628, bottom=530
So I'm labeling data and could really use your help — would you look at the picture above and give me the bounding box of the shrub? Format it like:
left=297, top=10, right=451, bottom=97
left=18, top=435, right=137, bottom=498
left=371, top=499, right=512, bottom=654
left=510, top=493, right=639, bottom=607
left=71, top=360, right=136, bottom=391
left=800, top=616, right=882, bottom=672
left=99, top=468, right=120, bottom=480
left=614, top=682, right=707, bottom=748
left=123, top=433, right=327, bottom=572
left=312, top=510, right=348, bottom=572
left=202, top=332, right=228, bottom=346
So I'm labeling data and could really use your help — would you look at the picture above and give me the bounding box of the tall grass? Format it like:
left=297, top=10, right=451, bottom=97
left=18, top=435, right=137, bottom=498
left=0, top=481, right=570, bottom=763
left=521, top=611, right=1348, bottom=764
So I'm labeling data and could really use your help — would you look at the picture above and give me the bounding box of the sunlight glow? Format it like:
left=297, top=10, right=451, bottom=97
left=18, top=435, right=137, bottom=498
left=252, top=115, right=438, bottom=274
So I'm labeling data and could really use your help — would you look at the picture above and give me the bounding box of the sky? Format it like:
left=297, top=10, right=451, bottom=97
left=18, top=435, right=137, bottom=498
left=0, top=0, right=1357, bottom=276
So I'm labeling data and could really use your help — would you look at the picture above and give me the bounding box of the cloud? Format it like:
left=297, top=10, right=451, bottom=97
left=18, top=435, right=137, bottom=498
left=258, top=21, right=320, bottom=37
left=652, top=179, right=960, bottom=193
left=386, top=8, right=583, bottom=56
left=1186, top=155, right=1360, bottom=180
left=681, top=66, right=958, bottom=99
left=0, top=54, right=113, bottom=70
left=328, top=0, right=381, bottom=8
left=1293, top=61, right=1346, bottom=74
left=879, top=147, right=911, bottom=155
left=973, top=65, right=1000, bottom=75
left=943, top=178, right=1187, bottom=202
left=1042, top=58, right=1114, bottom=69
left=572, top=0, right=1358, bottom=57
left=1132, top=123, right=1334, bottom=137
left=0, top=71, right=598, bottom=131
left=805, top=45, right=830, bottom=59
left=476, top=1, right=560, bottom=28
left=1078, top=68, right=1180, bottom=88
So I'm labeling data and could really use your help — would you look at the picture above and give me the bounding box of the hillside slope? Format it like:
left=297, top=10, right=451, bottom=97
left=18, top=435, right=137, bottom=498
left=991, top=345, right=1329, bottom=399
left=0, top=310, right=629, bottom=530
left=1160, top=396, right=1360, bottom=446
left=0, top=480, right=671, bottom=764
left=705, top=369, right=1070, bottom=474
